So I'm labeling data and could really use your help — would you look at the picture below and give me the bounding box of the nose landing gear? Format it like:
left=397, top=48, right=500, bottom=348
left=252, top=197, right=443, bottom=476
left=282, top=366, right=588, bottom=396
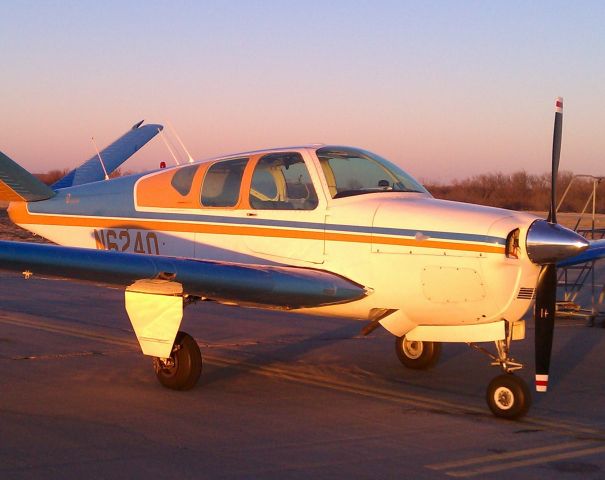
left=470, top=337, right=531, bottom=419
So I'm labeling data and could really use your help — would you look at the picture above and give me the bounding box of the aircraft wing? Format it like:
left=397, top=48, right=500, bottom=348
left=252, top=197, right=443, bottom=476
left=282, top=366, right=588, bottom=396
left=52, top=121, right=163, bottom=189
left=557, top=239, right=605, bottom=268
left=0, top=240, right=368, bottom=309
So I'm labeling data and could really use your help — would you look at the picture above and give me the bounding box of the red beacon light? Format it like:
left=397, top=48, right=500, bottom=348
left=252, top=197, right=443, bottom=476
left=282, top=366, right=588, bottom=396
left=159, top=161, right=166, bottom=169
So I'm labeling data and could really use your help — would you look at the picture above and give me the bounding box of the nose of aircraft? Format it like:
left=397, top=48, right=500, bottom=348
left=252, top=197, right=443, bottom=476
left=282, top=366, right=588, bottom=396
left=526, top=219, right=589, bottom=265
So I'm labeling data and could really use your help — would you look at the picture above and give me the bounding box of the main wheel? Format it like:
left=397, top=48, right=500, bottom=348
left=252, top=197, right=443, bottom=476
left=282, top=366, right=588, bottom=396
left=153, top=331, right=202, bottom=390
left=486, top=374, right=531, bottom=419
left=395, top=336, right=441, bottom=369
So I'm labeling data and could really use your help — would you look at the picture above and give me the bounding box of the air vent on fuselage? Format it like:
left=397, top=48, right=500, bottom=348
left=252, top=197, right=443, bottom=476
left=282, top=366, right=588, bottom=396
left=517, top=287, right=535, bottom=300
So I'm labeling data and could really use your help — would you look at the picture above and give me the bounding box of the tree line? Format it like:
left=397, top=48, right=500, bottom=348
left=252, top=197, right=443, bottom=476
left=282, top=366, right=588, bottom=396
left=425, top=171, right=605, bottom=213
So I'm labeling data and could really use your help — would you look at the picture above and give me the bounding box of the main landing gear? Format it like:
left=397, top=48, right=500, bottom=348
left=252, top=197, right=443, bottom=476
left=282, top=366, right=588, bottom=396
left=153, top=331, right=202, bottom=390
left=396, top=334, right=531, bottom=419
left=395, top=336, right=441, bottom=369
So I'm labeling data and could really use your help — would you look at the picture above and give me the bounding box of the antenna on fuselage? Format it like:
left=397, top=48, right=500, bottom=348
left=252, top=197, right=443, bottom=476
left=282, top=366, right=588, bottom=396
left=91, top=137, right=110, bottom=180
left=157, top=127, right=180, bottom=166
left=167, top=121, right=194, bottom=164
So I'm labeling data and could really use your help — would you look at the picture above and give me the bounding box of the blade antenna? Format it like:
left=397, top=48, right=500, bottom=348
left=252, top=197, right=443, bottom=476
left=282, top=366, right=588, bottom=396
left=158, top=127, right=180, bottom=166
left=167, top=121, right=194, bottom=164
left=91, top=137, right=110, bottom=180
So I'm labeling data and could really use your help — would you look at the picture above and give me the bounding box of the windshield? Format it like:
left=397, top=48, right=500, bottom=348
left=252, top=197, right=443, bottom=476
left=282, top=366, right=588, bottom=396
left=316, top=146, right=429, bottom=198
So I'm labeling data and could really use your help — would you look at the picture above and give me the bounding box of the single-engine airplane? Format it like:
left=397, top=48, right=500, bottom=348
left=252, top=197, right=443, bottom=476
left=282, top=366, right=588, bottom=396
left=1, top=99, right=602, bottom=419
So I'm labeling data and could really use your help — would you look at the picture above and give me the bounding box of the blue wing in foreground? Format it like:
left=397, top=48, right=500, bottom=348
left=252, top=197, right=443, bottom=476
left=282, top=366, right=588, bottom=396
left=557, top=239, right=605, bottom=268
left=0, top=240, right=369, bottom=309
left=52, top=122, right=163, bottom=189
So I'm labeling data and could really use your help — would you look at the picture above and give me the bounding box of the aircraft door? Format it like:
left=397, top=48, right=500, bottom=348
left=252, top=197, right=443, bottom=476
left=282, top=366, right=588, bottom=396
left=243, top=152, right=325, bottom=264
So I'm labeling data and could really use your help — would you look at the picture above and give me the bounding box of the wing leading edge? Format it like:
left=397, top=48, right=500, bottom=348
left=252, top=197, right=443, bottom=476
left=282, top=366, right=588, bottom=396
left=0, top=240, right=369, bottom=309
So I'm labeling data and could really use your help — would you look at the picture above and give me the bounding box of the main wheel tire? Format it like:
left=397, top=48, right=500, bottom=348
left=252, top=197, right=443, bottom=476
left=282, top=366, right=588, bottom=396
left=153, top=331, right=202, bottom=390
left=486, top=374, right=531, bottom=419
left=395, top=336, right=441, bottom=369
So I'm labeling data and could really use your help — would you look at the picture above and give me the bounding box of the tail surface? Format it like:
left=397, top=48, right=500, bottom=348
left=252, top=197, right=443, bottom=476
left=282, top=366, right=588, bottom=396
left=52, top=121, right=163, bottom=189
left=0, top=151, right=55, bottom=202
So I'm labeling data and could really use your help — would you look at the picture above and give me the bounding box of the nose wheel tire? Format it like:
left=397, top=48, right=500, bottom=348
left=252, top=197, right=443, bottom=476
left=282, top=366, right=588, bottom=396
left=395, top=336, right=441, bottom=369
left=153, top=331, right=202, bottom=390
left=486, top=374, right=531, bottom=419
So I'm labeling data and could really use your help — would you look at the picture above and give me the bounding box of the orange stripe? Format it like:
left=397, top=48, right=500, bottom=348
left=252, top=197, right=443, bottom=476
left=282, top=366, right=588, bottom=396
left=371, top=234, right=504, bottom=254
left=10, top=204, right=505, bottom=255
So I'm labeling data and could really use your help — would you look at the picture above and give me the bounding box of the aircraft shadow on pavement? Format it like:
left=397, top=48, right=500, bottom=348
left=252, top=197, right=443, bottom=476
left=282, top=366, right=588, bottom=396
left=199, top=323, right=363, bottom=386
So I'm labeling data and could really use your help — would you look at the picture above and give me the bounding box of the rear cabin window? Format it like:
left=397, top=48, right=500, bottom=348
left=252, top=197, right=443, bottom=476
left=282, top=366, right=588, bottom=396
left=249, top=152, right=318, bottom=210
left=171, top=164, right=199, bottom=196
left=200, top=158, right=248, bottom=207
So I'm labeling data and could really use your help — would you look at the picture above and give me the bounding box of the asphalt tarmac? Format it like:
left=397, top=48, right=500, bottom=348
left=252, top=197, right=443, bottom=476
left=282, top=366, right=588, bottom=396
left=1, top=271, right=605, bottom=479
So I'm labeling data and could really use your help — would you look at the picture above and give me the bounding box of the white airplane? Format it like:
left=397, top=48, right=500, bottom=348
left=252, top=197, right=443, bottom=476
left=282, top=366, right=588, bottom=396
left=0, top=99, right=600, bottom=419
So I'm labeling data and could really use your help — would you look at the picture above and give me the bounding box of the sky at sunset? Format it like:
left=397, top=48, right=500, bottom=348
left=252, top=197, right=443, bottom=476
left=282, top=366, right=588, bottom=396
left=1, top=0, right=604, bottom=182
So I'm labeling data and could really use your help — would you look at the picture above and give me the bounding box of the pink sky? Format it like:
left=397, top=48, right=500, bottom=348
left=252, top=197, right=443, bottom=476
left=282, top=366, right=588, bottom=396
left=1, top=1, right=604, bottom=182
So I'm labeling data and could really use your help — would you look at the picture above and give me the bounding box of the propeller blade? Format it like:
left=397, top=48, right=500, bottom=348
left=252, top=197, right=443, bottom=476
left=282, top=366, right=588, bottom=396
left=535, top=264, right=557, bottom=392
left=548, top=97, right=563, bottom=223
left=535, top=97, right=565, bottom=392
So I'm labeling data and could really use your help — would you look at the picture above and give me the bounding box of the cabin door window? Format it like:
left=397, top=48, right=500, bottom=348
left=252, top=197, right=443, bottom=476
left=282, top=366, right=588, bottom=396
left=245, top=152, right=325, bottom=264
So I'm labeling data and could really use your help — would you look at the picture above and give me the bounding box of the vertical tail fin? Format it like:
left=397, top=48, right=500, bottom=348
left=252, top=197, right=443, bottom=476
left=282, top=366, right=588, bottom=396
left=0, top=151, right=55, bottom=202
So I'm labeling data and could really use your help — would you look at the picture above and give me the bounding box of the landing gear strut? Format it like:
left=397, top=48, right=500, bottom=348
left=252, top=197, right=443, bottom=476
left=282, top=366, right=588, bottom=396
left=153, top=331, right=202, bottom=390
left=470, top=332, right=531, bottom=419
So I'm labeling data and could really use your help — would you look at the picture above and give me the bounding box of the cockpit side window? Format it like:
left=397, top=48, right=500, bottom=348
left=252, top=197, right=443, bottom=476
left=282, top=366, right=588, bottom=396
left=200, top=158, right=248, bottom=207
left=249, top=152, right=318, bottom=210
left=317, top=147, right=429, bottom=198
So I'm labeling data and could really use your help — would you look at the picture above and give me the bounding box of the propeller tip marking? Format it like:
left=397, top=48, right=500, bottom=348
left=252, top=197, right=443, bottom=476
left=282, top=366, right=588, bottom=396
left=555, top=97, right=564, bottom=113
left=536, top=374, right=549, bottom=392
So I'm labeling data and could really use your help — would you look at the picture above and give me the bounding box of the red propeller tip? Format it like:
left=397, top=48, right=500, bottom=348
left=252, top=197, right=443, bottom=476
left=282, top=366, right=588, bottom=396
left=536, top=374, right=549, bottom=392
left=555, top=97, right=564, bottom=113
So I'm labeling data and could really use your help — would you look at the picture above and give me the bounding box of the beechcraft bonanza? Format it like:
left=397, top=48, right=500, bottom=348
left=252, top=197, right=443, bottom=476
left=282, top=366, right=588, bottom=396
left=1, top=99, right=603, bottom=419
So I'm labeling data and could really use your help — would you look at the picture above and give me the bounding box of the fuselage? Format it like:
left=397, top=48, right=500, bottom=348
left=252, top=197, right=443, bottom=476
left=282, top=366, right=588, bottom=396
left=8, top=145, right=541, bottom=328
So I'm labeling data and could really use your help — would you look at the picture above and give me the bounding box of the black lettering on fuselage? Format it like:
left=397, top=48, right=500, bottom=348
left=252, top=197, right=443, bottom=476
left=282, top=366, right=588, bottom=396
left=93, top=229, right=161, bottom=255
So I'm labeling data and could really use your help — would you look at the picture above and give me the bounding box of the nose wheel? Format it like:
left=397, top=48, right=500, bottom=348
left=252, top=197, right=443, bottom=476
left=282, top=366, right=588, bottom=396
left=486, top=374, right=531, bottom=419
left=153, top=331, right=202, bottom=390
